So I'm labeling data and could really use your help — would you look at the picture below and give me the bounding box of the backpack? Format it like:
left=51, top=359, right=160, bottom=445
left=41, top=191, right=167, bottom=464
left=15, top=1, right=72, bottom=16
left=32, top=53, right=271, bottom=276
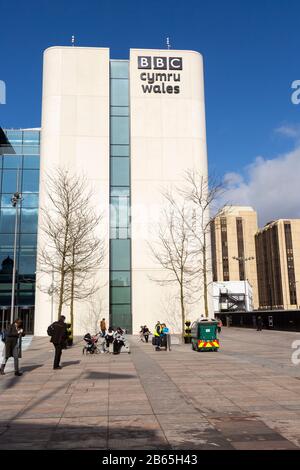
left=47, top=324, right=54, bottom=337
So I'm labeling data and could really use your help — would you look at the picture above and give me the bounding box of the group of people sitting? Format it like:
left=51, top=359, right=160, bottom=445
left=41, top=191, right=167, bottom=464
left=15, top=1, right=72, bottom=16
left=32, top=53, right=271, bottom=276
left=83, top=321, right=127, bottom=355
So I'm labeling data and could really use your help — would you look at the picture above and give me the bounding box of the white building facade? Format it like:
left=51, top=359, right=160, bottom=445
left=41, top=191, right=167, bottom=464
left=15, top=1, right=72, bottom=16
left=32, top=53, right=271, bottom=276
left=35, top=46, right=211, bottom=336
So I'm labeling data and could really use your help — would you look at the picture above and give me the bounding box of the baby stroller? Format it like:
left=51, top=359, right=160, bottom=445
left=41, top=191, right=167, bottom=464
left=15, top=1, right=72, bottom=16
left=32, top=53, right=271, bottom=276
left=82, top=333, right=103, bottom=355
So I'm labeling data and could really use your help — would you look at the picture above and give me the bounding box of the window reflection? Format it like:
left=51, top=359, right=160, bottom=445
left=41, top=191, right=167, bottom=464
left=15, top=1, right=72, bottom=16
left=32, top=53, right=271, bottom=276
left=20, top=208, right=38, bottom=233
left=22, top=170, right=39, bottom=192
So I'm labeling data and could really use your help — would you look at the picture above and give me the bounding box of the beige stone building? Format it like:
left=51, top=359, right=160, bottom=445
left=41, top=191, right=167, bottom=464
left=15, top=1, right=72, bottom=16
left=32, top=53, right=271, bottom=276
left=255, top=219, right=300, bottom=310
left=211, top=206, right=259, bottom=308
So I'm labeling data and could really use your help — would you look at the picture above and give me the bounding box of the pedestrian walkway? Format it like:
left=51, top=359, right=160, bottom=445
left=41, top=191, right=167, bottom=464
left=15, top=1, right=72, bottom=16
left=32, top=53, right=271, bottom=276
left=0, top=329, right=300, bottom=449
left=0, top=336, right=33, bottom=372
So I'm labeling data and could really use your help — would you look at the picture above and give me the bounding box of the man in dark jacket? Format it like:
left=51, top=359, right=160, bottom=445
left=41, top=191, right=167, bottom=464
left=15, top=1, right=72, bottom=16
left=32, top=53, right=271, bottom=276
left=48, top=315, right=68, bottom=370
left=1, top=318, right=25, bottom=376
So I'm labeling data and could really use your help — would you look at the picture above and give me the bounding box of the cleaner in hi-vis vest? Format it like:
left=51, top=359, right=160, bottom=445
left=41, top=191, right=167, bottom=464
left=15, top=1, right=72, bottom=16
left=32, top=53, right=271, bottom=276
left=153, top=321, right=162, bottom=351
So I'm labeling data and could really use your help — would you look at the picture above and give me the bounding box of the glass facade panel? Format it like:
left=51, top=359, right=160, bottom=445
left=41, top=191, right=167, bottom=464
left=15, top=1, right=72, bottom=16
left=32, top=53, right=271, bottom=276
left=0, top=234, right=14, bottom=247
left=1, top=194, right=14, bottom=207
left=110, top=305, right=132, bottom=330
left=23, top=155, right=40, bottom=169
left=110, top=287, right=130, bottom=304
left=111, top=80, right=129, bottom=107
left=110, top=116, right=129, bottom=145
left=110, top=61, right=129, bottom=79
left=110, top=61, right=131, bottom=332
left=110, top=145, right=130, bottom=157
left=22, top=169, right=39, bottom=192
left=0, top=208, right=15, bottom=233
left=111, top=157, right=129, bottom=186
left=22, top=146, right=39, bottom=155
left=110, top=196, right=129, bottom=228
left=3, top=155, right=22, bottom=168
left=110, top=107, right=129, bottom=117
left=21, top=193, right=39, bottom=208
left=20, top=234, right=37, bottom=247
left=2, top=169, right=17, bottom=193
left=20, top=208, right=38, bottom=233
left=110, top=187, right=130, bottom=197
left=0, top=129, right=39, bottom=325
left=110, top=240, right=130, bottom=270
left=19, top=250, right=36, bottom=274
left=110, top=271, right=130, bottom=287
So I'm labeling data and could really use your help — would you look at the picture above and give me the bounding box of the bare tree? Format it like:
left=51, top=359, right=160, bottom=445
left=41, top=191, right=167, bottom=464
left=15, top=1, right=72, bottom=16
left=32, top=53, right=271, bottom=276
left=64, top=193, right=104, bottom=333
left=38, top=168, right=104, bottom=333
left=149, top=171, right=229, bottom=340
left=179, top=170, right=230, bottom=317
left=149, top=194, right=200, bottom=342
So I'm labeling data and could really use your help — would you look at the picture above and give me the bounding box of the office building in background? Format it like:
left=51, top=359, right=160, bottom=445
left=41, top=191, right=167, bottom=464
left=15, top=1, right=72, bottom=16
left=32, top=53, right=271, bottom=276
left=211, top=206, right=259, bottom=309
left=255, top=219, right=300, bottom=310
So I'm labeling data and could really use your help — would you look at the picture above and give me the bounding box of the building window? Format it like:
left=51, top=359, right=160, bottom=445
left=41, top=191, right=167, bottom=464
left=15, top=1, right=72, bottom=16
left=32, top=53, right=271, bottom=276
left=284, top=222, right=297, bottom=305
left=220, top=217, right=229, bottom=281
left=236, top=218, right=245, bottom=280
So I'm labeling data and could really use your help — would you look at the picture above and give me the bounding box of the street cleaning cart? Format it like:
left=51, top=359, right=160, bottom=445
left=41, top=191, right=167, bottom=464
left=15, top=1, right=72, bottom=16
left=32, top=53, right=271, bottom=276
left=191, top=319, right=220, bottom=352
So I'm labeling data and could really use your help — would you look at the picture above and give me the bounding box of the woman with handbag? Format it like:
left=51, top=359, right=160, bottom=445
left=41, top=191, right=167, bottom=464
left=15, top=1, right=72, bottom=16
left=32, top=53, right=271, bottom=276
left=0, top=318, right=25, bottom=376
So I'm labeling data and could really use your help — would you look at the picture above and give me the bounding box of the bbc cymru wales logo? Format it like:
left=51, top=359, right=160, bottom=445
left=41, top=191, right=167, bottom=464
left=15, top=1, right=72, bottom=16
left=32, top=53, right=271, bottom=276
left=137, top=56, right=183, bottom=95
left=0, top=80, right=6, bottom=104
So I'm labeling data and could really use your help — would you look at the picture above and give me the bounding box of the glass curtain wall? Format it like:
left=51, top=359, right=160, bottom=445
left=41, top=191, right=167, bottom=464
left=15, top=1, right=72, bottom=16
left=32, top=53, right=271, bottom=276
left=109, top=61, right=132, bottom=333
left=0, top=129, right=39, bottom=333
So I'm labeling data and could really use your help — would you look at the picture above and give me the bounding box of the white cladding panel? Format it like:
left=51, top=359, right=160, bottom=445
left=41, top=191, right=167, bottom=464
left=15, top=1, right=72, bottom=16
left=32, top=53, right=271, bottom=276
left=129, top=49, right=211, bottom=334
left=35, top=47, right=110, bottom=336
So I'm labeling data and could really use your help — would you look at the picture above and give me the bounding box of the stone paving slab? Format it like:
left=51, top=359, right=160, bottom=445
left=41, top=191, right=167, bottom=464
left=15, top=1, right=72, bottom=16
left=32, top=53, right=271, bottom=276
left=0, top=328, right=300, bottom=449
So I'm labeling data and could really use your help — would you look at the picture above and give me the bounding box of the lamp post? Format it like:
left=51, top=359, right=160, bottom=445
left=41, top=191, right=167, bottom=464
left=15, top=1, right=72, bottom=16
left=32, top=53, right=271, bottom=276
left=10, top=168, right=22, bottom=324
left=232, top=255, right=254, bottom=311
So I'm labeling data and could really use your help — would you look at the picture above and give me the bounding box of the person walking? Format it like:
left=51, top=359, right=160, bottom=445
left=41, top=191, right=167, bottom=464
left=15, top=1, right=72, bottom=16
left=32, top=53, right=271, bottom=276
left=143, top=326, right=150, bottom=344
left=48, top=315, right=68, bottom=370
left=217, top=318, right=223, bottom=334
left=0, top=318, right=25, bottom=376
left=139, top=326, right=145, bottom=342
left=100, top=318, right=106, bottom=337
left=256, top=315, right=263, bottom=331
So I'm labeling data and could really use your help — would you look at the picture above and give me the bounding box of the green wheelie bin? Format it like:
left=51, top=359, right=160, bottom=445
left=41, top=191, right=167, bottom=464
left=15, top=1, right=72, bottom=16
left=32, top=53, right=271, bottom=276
left=191, top=319, right=219, bottom=352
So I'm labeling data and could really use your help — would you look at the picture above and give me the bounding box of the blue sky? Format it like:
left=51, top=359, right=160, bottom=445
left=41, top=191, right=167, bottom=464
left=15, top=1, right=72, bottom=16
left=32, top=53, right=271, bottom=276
left=1, top=0, right=300, bottom=223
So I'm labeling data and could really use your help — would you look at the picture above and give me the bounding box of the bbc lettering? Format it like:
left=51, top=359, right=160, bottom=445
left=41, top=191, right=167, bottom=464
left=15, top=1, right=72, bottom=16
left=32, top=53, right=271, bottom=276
left=138, top=56, right=183, bottom=70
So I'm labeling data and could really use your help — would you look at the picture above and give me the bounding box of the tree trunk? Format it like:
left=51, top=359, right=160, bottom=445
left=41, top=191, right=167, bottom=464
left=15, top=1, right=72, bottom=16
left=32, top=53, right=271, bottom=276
left=180, top=271, right=185, bottom=343
left=57, top=227, right=69, bottom=319
left=57, top=260, right=65, bottom=319
left=70, top=269, right=74, bottom=337
left=203, top=233, right=209, bottom=318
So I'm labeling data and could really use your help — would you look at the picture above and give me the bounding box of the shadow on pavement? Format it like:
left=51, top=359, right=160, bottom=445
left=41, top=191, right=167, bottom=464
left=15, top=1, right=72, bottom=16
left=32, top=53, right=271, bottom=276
left=86, top=371, right=136, bottom=380
left=61, top=361, right=81, bottom=367
left=0, top=364, right=45, bottom=391
left=0, top=421, right=170, bottom=450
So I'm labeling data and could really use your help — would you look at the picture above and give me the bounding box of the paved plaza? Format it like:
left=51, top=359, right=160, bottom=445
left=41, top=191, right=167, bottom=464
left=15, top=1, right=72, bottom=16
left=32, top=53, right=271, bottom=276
left=0, top=328, right=300, bottom=450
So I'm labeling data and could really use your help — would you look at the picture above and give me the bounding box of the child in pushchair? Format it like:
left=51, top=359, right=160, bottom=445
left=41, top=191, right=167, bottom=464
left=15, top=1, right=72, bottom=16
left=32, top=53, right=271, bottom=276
left=83, top=332, right=103, bottom=354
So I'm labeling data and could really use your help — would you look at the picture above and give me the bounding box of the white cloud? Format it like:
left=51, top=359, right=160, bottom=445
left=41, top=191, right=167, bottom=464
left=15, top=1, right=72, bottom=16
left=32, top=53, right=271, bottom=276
left=275, top=124, right=300, bottom=138
left=222, top=147, right=300, bottom=226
